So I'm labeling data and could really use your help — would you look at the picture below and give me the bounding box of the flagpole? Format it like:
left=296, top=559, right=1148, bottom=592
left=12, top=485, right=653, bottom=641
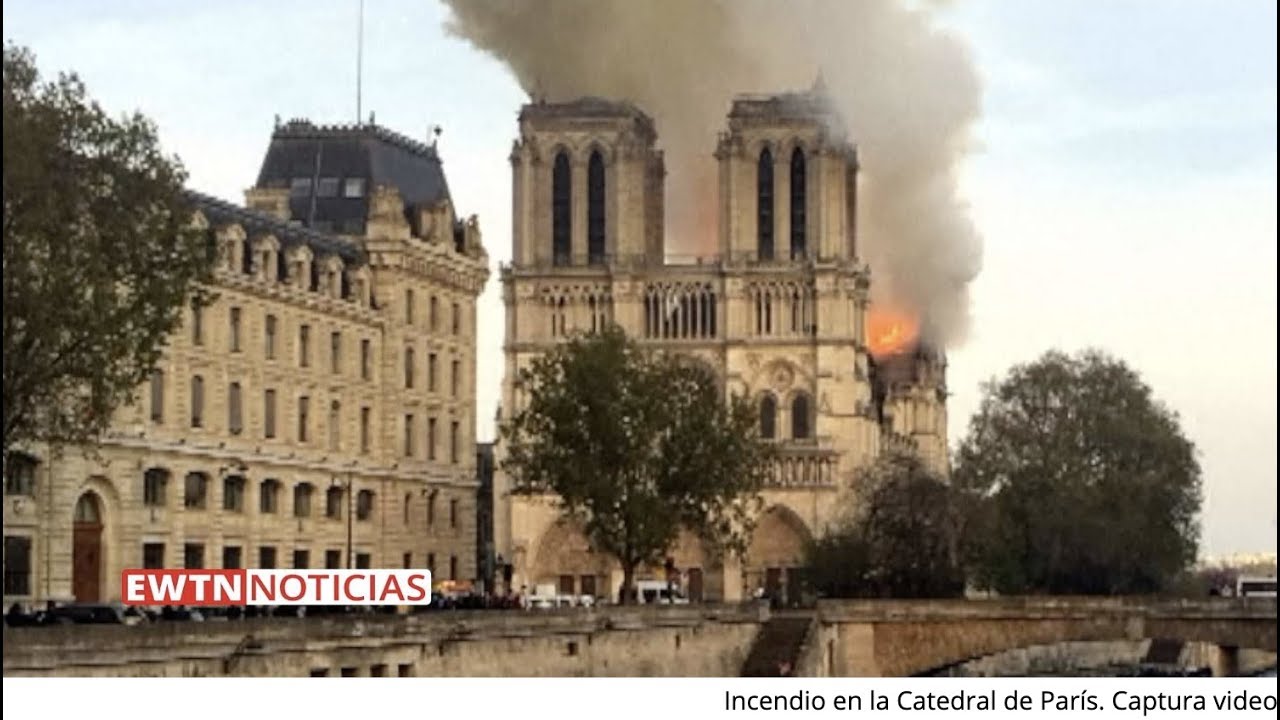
left=356, top=0, right=364, bottom=124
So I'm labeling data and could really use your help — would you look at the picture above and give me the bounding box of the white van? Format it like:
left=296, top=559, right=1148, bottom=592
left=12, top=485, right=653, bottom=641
left=635, top=580, right=689, bottom=605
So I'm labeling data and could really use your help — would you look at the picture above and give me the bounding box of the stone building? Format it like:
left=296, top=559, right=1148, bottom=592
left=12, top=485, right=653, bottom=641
left=2, top=119, right=489, bottom=606
left=496, top=88, right=947, bottom=603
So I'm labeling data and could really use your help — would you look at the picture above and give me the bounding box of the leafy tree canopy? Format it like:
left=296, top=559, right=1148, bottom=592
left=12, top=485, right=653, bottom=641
left=2, top=44, right=213, bottom=458
left=500, top=325, right=773, bottom=600
left=954, top=349, right=1201, bottom=595
left=808, top=451, right=964, bottom=599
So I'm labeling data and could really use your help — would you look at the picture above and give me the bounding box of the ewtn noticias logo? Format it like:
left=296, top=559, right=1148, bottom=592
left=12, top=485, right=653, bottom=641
left=120, top=569, right=433, bottom=606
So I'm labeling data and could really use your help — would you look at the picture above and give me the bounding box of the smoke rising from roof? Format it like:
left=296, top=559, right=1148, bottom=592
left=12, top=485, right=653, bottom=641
left=442, top=0, right=983, bottom=347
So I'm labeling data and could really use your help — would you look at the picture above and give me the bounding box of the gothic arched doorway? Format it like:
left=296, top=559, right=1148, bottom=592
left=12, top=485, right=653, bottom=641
left=745, top=505, right=813, bottom=607
left=72, top=492, right=104, bottom=602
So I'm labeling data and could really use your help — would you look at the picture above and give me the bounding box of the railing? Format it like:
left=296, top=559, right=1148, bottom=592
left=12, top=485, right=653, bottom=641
left=765, top=438, right=839, bottom=488
left=499, top=252, right=865, bottom=273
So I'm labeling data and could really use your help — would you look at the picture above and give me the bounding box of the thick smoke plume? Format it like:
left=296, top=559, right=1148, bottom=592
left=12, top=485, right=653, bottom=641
left=442, top=0, right=983, bottom=347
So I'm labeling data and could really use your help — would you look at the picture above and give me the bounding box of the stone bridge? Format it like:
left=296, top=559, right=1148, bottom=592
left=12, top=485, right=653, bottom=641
left=809, top=597, right=1277, bottom=677
left=3, top=597, right=1274, bottom=677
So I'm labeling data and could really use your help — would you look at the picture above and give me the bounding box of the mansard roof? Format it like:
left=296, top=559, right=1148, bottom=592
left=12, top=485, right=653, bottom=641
left=188, top=190, right=366, bottom=264
left=254, top=118, right=452, bottom=231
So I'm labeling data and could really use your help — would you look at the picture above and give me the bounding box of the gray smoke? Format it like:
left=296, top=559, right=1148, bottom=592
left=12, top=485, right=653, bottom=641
left=442, top=0, right=983, bottom=346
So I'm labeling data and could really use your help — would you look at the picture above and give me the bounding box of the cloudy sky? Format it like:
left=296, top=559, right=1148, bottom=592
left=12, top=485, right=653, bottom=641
left=4, top=0, right=1275, bottom=557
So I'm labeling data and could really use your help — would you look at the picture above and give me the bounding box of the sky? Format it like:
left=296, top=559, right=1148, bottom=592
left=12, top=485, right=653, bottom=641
left=3, top=0, right=1275, bottom=558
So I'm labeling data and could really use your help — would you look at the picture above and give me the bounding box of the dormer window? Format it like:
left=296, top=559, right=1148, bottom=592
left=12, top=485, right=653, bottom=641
left=344, top=178, right=366, bottom=198
left=290, top=178, right=312, bottom=197
left=317, top=177, right=340, bottom=197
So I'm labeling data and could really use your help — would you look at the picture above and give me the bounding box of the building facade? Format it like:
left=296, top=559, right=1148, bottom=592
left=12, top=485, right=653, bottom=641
left=2, top=120, right=489, bottom=607
left=496, top=89, right=947, bottom=603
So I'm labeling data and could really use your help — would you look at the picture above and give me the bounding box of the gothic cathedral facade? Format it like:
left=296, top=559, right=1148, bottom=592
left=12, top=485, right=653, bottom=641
left=497, top=89, right=947, bottom=602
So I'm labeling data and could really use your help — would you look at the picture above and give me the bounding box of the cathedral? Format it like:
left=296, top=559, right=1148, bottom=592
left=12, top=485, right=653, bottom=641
left=496, top=86, right=948, bottom=603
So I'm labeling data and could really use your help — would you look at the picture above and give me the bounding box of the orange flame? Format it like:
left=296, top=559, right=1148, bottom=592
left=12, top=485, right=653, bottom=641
left=867, top=309, right=920, bottom=357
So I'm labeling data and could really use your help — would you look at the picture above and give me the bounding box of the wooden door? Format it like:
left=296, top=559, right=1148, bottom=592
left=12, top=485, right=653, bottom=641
left=686, top=568, right=704, bottom=602
left=765, top=567, right=782, bottom=603
left=73, top=521, right=103, bottom=603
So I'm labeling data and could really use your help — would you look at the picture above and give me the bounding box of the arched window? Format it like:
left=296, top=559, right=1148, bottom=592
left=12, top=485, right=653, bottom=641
left=790, top=147, right=806, bottom=259
left=759, top=393, right=777, bottom=440
left=74, top=493, right=101, bottom=523
left=791, top=393, right=811, bottom=440
left=587, top=150, right=606, bottom=264
left=552, top=152, right=572, bottom=266
left=757, top=148, right=775, bottom=260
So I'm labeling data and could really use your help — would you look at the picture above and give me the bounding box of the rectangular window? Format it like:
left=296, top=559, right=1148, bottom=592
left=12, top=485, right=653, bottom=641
left=5, top=455, right=37, bottom=496
left=265, top=315, right=277, bottom=359
left=191, top=299, right=204, bottom=346
left=260, top=480, right=279, bottom=514
left=299, top=325, right=311, bottom=367
left=428, top=354, right=438, bottom=392
left=328, top=400, right=341, bottom=451
left=427, top=553, right=436, bottom=574
left=397, top=664, right=414, bottom=678
left=190, top=375, right=204, bottom=428
left=344, top=178, right=366, bottom=198
left=451, top=360, right=460, bottom=397
left=405, top=289, right=415, bottom=325
left=356, top=553, right=371, bottom=570
left=3, top=536, right=32, bottom=595
left=449, top=498, right=458, bottom=529
left=404, top=414, right=415, bottom=457
left=402, top=552, right=412, bottom=569
left=325, top=550, right=342, bottom=569
left=405, top=347, right=415, bottom=388
left=316, top=177, right=339, bottom=197
left=294, top=483, right=313, bottom=518
left=330, top=331, right=342, bottom=373
left=222, top=546, right=242, bottom=569
left=149, top=369, right=164, bottom=424
left=370, top=664, right=387, bottom=678
left=259, top=546, right=277, bottom=569
left=229, top=307, right=242, bottom=353
left=449, top=555, right=458, bottom=581
left=264, top=389, right=277, bottom=439
left=298, top=395, right=310, bottom=442
left=290, top=177, right=312, bottom=197
left=427, top=417, right=437, bottom=461
left=450, top=421, right=460, bottom=464
left=293, top=549, right=310, bottom=569
left=360, top=407, right=371, bottom=454
left=430, top=296, right=439, bottom=331
left=142, top=543, right=165, bottom=569
left=360, top=339, right=372, bottom=380
left=452, top=302, right=460, bottom=335
left=223, top=476, right=245, bottom=512
left=184, top=543, right=205, bottom=569
left=228, top=382, right=243, bottom=435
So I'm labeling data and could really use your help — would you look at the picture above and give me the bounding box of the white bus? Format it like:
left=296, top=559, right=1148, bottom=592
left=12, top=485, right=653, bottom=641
left=1236, top=576, right=1277, bottom=598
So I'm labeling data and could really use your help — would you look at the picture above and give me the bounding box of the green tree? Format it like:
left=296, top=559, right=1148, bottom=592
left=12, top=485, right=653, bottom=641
left=954, top=349, right=1201, bottom=595
left=807, top=451, right=964, bottom=599
left=501, top=325, right=772, bottom=602
left=2, top=44, right=212, bottom=458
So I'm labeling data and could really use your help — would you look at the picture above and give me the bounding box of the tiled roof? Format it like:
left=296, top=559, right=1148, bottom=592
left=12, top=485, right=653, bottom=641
left=187, top=189, right=366, bottom=264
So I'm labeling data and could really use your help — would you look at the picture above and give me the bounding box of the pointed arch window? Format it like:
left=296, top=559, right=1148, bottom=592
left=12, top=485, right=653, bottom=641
left=757, top=149, right=775, bottom=260
left=760, top=393, right=778, bottom=440
left=791, top=392, right=812, bottom=440
left=587, top=151, right=606, bottom=264
left=552, top=152, right=572, bottom=266
left=790, top=148, right=807, bottom=259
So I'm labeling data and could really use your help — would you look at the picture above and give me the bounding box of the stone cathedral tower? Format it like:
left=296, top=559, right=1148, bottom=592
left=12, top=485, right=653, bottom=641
left=497, top=87, right=947, bottom=603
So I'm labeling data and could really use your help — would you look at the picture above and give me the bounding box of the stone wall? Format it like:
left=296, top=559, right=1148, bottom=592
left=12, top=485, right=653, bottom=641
left=3, top=605, right=763, bottom=678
